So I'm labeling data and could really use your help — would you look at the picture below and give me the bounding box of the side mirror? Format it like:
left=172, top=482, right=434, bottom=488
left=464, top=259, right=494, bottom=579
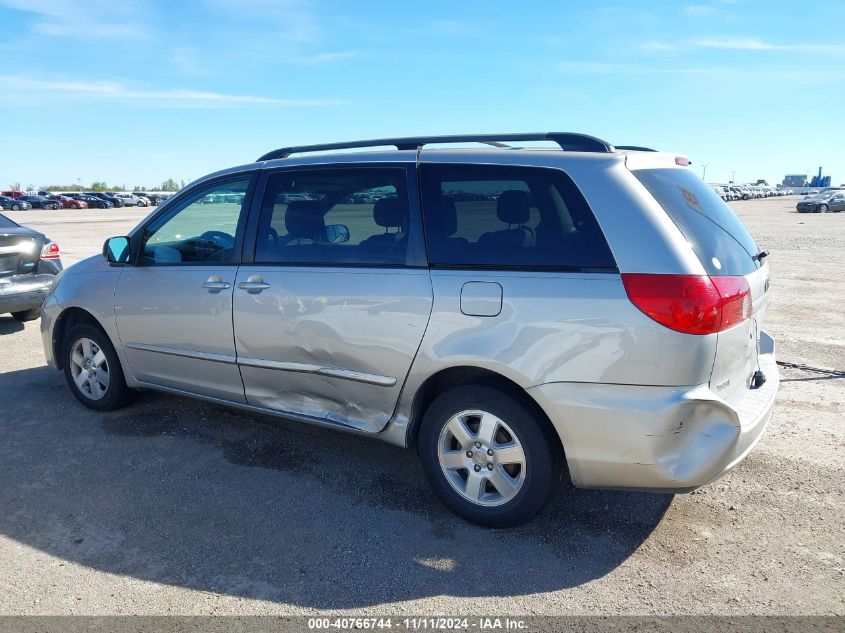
left=103, top=236, right=131, bottom=264
left=325, top=223, right=350, bottom=244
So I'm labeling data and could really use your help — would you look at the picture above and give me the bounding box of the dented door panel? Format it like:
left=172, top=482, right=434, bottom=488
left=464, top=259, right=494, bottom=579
left=232, top=267, right=432, bottom=432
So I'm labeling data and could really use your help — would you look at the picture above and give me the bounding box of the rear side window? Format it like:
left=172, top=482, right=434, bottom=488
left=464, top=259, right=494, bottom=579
left=0, top=214, right=18, bottom=229
left=254, top=167, right=410, bottom=266
left=420, top=164, right=615, bottom=270
left=633, top=168, right=761, bottom=276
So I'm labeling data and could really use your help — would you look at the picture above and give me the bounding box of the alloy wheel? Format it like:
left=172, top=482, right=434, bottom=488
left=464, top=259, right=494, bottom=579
left=69, top=337, right=111, bottom=400
left=437, top=409, right=526, bottom=507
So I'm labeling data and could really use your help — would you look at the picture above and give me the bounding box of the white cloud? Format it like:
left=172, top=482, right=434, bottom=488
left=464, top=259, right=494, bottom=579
left=683, top=5, right=715, bottom=16
left=556, top=61, right=721, bottom=76
left=0, top=0, right=151, bottom=38
left=645, top=37, right=845, bottom=55
left=0, top=75, right=345, bottom=108
left=298, top=51, right=359, bottom=64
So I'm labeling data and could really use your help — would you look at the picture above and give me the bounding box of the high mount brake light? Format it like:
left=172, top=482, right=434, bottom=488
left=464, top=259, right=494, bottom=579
left=622, top=274, right=751, bottom=335
left=675, top=156, right=690, bottom=166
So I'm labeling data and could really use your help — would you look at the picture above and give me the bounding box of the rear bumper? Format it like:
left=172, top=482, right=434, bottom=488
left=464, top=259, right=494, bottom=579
left=0, top=274, right=53, bottom=315
left=528, top=332, right=779, bottom=492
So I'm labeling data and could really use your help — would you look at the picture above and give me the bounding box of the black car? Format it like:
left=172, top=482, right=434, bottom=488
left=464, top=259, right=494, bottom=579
left=69, top=194, right=112, bottom=209
left=0, top=212, right=63, bottom=321
left=0, top=196, right=32, bottom=211
left=84, top=192, right=124, bottom=208
left=18, top=195, right=61, bottom=210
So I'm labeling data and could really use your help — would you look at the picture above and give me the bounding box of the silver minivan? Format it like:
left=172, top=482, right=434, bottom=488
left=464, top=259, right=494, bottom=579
left=41, top=133, right=779, bottom=527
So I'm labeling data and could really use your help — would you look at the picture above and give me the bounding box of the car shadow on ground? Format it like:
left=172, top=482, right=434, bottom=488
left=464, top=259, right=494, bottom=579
left=0, top=316, right=25, bottom=335
left=0, top=365, right=672, bottom=608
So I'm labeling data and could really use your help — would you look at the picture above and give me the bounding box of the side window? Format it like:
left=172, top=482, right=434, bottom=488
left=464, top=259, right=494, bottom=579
left=255, top=167, right=409, bottom=265
left=420, top=164, right=615, bottom=270
left=141, top=178, right=250, bottom=265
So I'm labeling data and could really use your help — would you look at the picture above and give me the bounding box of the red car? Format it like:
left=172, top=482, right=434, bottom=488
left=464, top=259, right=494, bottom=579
left=47, top=195, right=88, bottom=209
left=1, top=190, right=25, bottom=199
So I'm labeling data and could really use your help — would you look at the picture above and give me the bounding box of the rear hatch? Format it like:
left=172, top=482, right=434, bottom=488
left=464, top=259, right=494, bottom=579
left=631, top=166, right=769, bottom=407
left=0, top=218, right=46, bottom=279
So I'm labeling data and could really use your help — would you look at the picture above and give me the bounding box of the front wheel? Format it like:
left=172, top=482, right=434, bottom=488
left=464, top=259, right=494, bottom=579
left=11, top=204, right=20, bottom=211
left=818, top=204, right=828, bottom=213
left=70, top=203, right=78, bottom=209
left=62, top=323, right=134, bottom=411
left=418, top=386, right=562, bottom=528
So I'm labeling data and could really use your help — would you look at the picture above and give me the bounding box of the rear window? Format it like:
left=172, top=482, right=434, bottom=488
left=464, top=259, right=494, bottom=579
left=633, top=168, right=761, bottom=276
left=0, top=214, right=18, bottom=229
left=420, top=164, right=616, bottom=270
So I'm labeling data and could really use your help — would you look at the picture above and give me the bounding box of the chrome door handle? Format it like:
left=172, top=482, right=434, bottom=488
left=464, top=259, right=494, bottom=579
left=202, top=275, right=231, bottom=291
left=238, top=275, right=270, bottom=293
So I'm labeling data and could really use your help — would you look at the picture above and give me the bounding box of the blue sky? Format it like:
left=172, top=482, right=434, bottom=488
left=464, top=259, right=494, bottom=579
left=0, top=0, right=842, bottom=189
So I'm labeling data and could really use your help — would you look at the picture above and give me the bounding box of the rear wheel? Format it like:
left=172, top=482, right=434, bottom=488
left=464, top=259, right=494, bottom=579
left=418, top=385, right=561, bottom=528
left=62, top=323, right=134, bottom=411
left=11, top=308, right=40, bottom=322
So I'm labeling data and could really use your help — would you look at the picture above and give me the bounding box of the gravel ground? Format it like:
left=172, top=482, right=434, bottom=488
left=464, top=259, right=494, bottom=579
left=0, top=197, right=842, bottom=616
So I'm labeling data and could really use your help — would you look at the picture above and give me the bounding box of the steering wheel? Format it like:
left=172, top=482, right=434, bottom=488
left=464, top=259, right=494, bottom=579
left=198, top=230, right=235, bottom=249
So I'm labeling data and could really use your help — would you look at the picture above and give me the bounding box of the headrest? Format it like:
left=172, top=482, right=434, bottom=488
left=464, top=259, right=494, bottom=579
left=285, top=200, right=325, bottom=239
left=373, top=196, right=407, bottom=228
left=436, top=196, right=458, bottom=236
left=496, top=190, right=530, bottom=225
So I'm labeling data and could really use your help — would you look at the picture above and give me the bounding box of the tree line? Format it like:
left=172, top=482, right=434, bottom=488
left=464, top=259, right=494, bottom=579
left=8, top=178, right=187, bottom=193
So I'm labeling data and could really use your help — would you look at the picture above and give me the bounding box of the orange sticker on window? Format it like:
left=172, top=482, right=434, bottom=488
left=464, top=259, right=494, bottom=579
left=681, top=187, right=699, bottom=207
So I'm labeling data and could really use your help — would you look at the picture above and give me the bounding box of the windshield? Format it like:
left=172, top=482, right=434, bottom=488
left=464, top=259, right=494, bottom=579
left=634, top=168, right=761, bottom=276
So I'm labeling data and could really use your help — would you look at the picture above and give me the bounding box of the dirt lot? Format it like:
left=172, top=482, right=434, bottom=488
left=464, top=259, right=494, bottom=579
left=0, top=198, right=842, bottom=615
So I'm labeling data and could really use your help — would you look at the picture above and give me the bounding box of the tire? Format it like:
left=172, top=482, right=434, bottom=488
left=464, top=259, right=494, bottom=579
left=418, top=385, right=562, bottom=528
left=11, top=307, right=40, bottom=322
left=11, top=204, right=20, bottom=211
left=70, top=203, right=78, bottom=209
left=818, top=204, right=828, bottom=213
left=62, top=323, right=134, bottom=411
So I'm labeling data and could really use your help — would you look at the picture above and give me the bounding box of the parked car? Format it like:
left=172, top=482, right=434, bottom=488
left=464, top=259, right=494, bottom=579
left=113, top=193, right=149, bottom=207
left=85, top=192, right=124, bottom=208
left=17, top=195, right=61, bottom=210
left=137, top=192, right=164, bottom=205
left=710, top=185, right=728, bottom=201
left=46, top=195, right=88, bottom=209
left=796, top=190, right=845, bottom=213
left=67, top=194, right=112, bottom=209
left=1, top=190, right=25, bottom=199
left=0, top=212, right=62, bottom=321
left=729, top=186, right=746, bottom=200
left=41, top=132, right=778, bottom=528
left=0, top=196, right=32, bottom=211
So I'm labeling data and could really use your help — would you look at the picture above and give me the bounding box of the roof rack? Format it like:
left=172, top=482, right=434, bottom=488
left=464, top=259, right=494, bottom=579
left=257, top=132, right=615, bottom=161
left=615, top=145, right=657, bottom=152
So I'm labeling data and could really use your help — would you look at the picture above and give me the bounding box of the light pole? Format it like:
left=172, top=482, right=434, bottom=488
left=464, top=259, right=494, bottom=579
left=702, top=164, right=708, bottom=180
left=731, top=169, right=736, bottom=182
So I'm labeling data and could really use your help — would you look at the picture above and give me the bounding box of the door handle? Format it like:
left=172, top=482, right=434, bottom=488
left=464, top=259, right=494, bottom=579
left=238, top=275, right=270, bottom=293
left=202, top=275, right=231, bottom=291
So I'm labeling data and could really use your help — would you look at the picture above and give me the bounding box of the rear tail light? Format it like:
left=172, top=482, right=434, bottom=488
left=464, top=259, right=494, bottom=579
left=40, top=241, right=61, bottom=260
left=622, top=273, right=751, bottom=335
